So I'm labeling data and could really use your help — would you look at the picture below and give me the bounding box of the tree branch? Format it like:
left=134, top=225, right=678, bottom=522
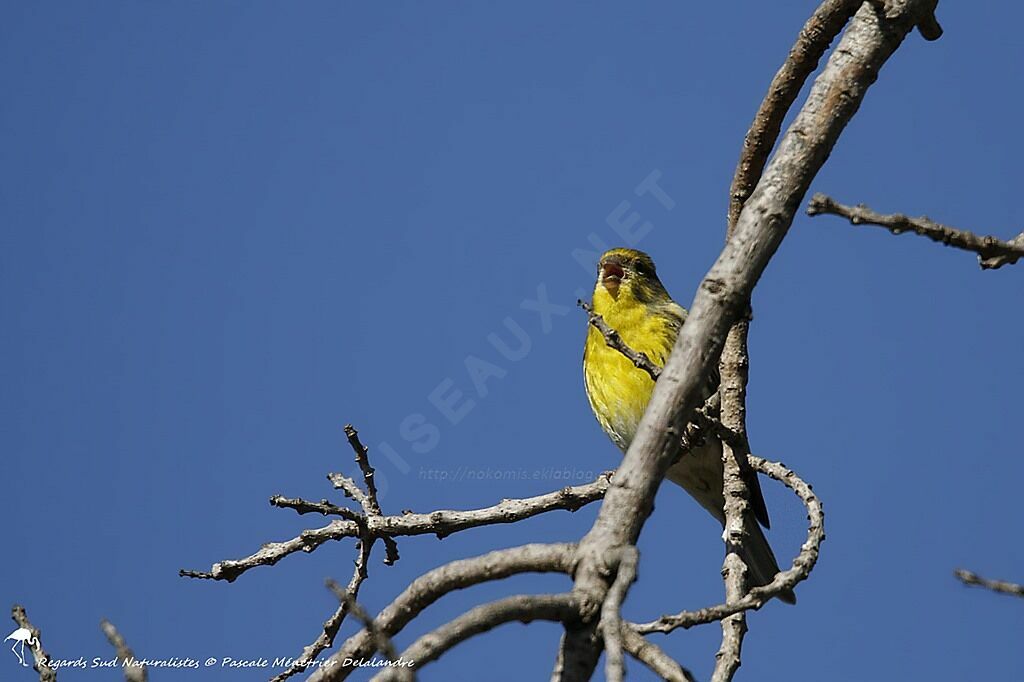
left=326, top=579, right=414, bottom=682
left=10, top=605, right=57, bottom=682
left=310, top=543, right=576, bottom=681
left=598, top=547, right=639, bottom=682
left=634, top=455, right=825, bottom=635
left=557, top=3, right=929, bottom=677
left=620, top=627, right=696, bottom=682
left=579, top=300, right=661, bottom=381
left=954, top=569, right=1024, bottom=599
left=372, top=594, right=579, bottom=682
left=727, top=0, right=863, bottom=232
left=100, top=619, right=147, bottom=682
left=270, top=535, right=377, bottom=682
left=806, top=193, right=1024, bottom=270
left=181, top=473, right=610, bottom=582
left=713, top=3, right=860, bottom=677
left=342, top=425, right=401, bottom=565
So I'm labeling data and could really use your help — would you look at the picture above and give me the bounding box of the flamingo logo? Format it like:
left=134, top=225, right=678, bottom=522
left=5, top=627, right=38, bottom=667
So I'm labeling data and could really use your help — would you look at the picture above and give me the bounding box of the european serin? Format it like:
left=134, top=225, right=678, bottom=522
left=583, top=247, right=795, bottom=603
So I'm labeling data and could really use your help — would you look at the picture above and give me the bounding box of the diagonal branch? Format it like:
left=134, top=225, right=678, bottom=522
left=326, top=579, right=414, bottom=682
left=727, top=0, right=863, bottom=232
left=806, top=193, right=1024, bottom=270
left=310, top=543, right=576, bottom=682
left=954, top=569, right=1024, bottom=599
left=579, top=300, right=661, bottom=381
left=620, top=627, right=696, bottom=682
left=100, top=619, right=148, bottom=682
left=371, top=594, right=579, bottom=682
left=11, top=605, right=57, bottom=682
left=556, top=3, right=932, bottom=678
left=270, top=536, right=377, bottom=682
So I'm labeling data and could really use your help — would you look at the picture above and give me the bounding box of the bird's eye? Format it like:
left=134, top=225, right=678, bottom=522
left=634, top=262, right=646, bottom=276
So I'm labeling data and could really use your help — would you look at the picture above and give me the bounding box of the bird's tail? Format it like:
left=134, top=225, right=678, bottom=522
left=741, top=518, right=796, bottom=604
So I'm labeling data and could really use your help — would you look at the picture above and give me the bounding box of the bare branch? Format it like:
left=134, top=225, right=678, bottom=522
left=326, top=579, right=414, bottom=682
left=10, top=605, right=57, bottom=681
left=579, top=300, right=661, bottom=381
left=620, top=627, right=696, bottom=682
left=100, top=619, right=148, bottom=682
left=372, top=594, right=579, bottom=682
left=714, top=6, right=857, bottom=678
left=727, top=0, right=862, bottom=232
left=866, top=0, right=943, bottom=40
left=634, top=455, right=825, bottom=635
left=599, top=547, right=639, bottom=682
left=344, top=424, right=384, bottom=515
left=180, top=519, right=356, bottom=581
left=954, top=569, right=1024, bottom=599
left=270, top=537, right=377, bottom=682
left=559, top=3, right=924, bottom=677
left=181, top=474, right=610, bottom=582
left=269, top=495, right=363, bottom=522
left=806, top=193, right=1024, bottom=270
left=310, top=543, right=576, bottom=681
left=343, top=425, right=400, bottom=565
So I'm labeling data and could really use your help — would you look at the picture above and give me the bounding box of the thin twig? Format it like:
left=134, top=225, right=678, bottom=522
left=182, top=474, right=610, bottom=582
left=954, top=569, right=1024, bottom=599
left=807, top=193, right=1024, bottom=270
left=270, top=537, right=377, bottom=682
left=344, top=424, right=384, bottom=515
left=634, top=455, right=825, bottom=634
left=100, top=619, right=148, bottom=682
left=269, top=495, right=363, bottom=522
left=326, top=579, right=414, bottom=682
left=579, top=300, right=661, bottom=381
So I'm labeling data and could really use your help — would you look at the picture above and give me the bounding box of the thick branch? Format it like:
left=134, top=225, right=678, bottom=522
left=11, top=605, right=57, bottom=682
left=954, top=569, right=1024, bottom=599
left=727, top=0, right=863, bottom=231
left=620, top=627, right=696, bottom=682
left=372, top=594, right=579, bottom=682
left=807, top=193, right=1024, bottom=270
left=310, top=543, right=575, bottom=681
left=558, top=3, right=928, bottom=678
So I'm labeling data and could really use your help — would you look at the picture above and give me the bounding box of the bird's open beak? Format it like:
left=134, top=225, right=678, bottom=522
left=600, top=260, right=625, bottom=296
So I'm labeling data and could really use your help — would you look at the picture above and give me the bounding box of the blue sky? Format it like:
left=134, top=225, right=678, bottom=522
left=2, top=2, right=1022, bottom=680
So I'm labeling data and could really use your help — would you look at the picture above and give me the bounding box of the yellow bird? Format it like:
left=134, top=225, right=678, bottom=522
left=583, top=247, right=795, bottom=603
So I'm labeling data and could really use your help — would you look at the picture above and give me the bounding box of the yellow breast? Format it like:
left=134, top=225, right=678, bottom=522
left=583, top=291, right=679, bottom=451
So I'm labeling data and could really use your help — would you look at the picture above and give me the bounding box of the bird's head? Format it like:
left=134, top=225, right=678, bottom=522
left=592, top=248, right=670, bottom=310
